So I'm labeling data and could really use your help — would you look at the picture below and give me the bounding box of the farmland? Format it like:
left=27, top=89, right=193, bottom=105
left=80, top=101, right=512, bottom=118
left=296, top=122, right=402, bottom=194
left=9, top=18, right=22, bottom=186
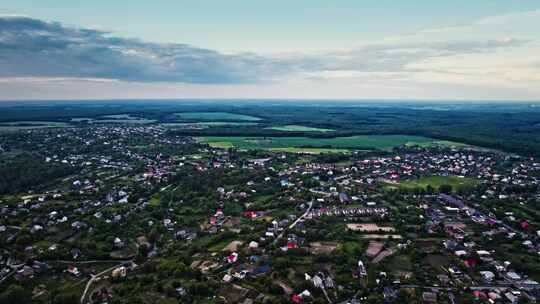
left=0, top=121, right=71, bottom=131
left=160, top=122, right=258, bottom=129
left=268, top=125, right=334, bottom=132
left=197, top=135, right=442, bottom=151
left=173, top=112, right=262, bottom=121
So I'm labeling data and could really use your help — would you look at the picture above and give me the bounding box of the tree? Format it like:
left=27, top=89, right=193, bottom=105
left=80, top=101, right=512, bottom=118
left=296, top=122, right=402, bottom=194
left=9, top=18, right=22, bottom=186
left=439, top=184, right=453, bottom=194
left=53, top=292, right=79, bottom=304
left=0, top=285, right=32, bottom=304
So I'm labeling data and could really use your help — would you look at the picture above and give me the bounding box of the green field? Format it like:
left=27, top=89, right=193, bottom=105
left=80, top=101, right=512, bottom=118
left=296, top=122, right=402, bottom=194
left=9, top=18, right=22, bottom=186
left=268, top=125, right=334, bottom=132
left=174, top=112, right=262, bottom=121
left=397, top=176, right=478, bottom=191
left=71, top=115, right=156, bottom=124
left=197, top=135, right=443, bottom=152
left=268, top=147, right=349, bottom=154
left=161, top=122, right=258, bottom=129
left=97, top=114, right=156, bottom=124
left=410, top=140, right=470, bottom=148
left=0, top=121, right=71, bottom=131
left=96, top=119, right=156, bottom=124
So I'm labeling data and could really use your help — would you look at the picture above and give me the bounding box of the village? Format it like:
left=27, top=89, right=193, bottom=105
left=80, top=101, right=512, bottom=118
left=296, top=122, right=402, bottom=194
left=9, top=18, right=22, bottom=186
left=1, top=125, right=540, bottom=304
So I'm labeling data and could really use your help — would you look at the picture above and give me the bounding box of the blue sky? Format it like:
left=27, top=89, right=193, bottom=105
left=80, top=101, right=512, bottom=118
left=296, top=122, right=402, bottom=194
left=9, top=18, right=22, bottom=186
left=1, top=1, right=539, bottom=100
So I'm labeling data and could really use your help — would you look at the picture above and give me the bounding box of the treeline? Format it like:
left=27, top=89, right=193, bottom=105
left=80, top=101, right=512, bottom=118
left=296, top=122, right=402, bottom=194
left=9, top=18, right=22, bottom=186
left=4, top=102, right=540, bottom=156
left=0, top=154, right=77, bottom=194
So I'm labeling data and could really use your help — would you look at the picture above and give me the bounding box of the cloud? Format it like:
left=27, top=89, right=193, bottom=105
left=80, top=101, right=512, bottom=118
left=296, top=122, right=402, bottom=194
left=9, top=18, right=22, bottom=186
left=476, top=10, right=540, bottom=25
left=0, top=16, right=532, bottom=86
left=0, top=16, right=276, bottom=84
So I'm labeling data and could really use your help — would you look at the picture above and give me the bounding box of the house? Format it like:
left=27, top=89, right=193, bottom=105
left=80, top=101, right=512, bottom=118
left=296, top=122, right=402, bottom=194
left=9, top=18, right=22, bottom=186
left=112, top=266, right=127, bottom=278
left=505, top=272, right=522, bottom=281
left=505, top=292, right=519, bottom=303
left=113, top=237, right=125, bottom=248
left=422, top=291, right=438, bottom=303
left=223, top=274, right=233, bottom=283
left=480, top=271, right=495, bottom=282
left=67, top=265, right=81, bottom=277
left=227, top=252, right=239, bottom=263
left=15, top=265, right=35, bottom=281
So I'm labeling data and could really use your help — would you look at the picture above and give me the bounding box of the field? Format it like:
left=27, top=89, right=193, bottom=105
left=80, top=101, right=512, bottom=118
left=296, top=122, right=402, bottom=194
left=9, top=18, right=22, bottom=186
left=397, top=176, right=478, bottom=191
left=95, top=119, right=156, bottom=124
left=174, top=112, right=262, bottom=121
left=410, top=140, right=470, bottom=148
left=197, top=135, right=443, bottom=152
left=0, top=121, right=71, bottom=131
left=71, top=115, right=156, bottom=124
left=268, top=147, right=348, bottom=154
left=268, top=125, right=334, bottom=132
left=160, top=122, right=258, bottom=129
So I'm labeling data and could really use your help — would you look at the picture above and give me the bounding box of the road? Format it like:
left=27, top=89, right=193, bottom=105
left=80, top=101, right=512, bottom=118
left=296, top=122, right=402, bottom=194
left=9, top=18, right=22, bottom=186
left=273, top=201, right=313, bottom=245
left=80, top=261, right=132, bottom=304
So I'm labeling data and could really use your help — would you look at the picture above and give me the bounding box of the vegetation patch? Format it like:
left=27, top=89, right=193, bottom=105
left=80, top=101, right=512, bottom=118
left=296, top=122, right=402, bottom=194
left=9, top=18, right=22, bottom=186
left=197, top=135, right=440, bottom=151
left=398, top=176, right=478, bottom=192
left=268, top=125, right=334, bottom=132
left=161, top=122, right=258, bottom=129
left=0, top=121, right=71, bottom=131
left=174, top=112, right=262, bottom=121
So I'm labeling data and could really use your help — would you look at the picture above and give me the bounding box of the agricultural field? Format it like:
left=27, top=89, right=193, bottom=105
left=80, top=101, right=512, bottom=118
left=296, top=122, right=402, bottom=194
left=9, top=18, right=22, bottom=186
left=71, top=115, right=156, bottom=124
left=160, top=122, right=258, bottom=129
left=97, top=114, right=156, bottom=124
left=197, top=135, right=443, bottom=152
left=268, top=147, right=349, bottom=154
left=267, top=125, right=334, bottom=132
left=0, top=121, right=71, bottom=131
left=410, top=140, right=470, bottom=148
left=397, top=175, right=478, bottom=191
left=173, top=112, right=262, bottom=121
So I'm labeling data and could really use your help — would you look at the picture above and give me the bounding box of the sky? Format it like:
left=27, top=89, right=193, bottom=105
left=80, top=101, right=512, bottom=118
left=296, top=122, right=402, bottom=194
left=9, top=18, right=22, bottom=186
left=1, top=0, right=540, bottom=101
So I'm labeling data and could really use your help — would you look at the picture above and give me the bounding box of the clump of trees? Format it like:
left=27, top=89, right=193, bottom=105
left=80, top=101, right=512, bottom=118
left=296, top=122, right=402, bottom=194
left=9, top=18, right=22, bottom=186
left=0, top=154, right=77, bottom=194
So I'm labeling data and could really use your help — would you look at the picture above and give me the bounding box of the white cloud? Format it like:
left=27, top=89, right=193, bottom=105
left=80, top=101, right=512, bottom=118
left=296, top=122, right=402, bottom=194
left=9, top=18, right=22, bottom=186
left=0, top=12, right=539, bottom=100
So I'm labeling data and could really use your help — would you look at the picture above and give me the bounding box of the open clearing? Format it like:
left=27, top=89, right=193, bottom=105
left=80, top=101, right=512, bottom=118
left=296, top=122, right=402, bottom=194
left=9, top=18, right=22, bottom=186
left=197, top=135, right=445, bottom=152
left=268, top=125, right=334, bottom=132
left=397, top=176, right=478, bottom=191
left=174, top=112, right=262, bottom=121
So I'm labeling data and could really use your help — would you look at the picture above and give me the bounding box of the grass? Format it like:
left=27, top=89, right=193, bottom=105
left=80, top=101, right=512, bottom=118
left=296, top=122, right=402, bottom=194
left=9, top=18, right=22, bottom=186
left=398, top=175, right=478, bottom=191
left=387, top=254, right=413, bottom=272
left=410, top=140, right=470, bottom=148
left=0, top=121, right=71, bottom=131
left=149, top=197, right=161, bottom=207
left=97, top=114, right=156, bottom=124
left=95, top=119, right=156, bottom=124
left=268, top=125, right=334, bottom=132
left=161, top=122, right=258, bottom=129
left=174, top=112, right=262, bottom=121
left=197, top=135, right=442, bottom=151
left=70, top=115, right=156, bottom=124
left=268, top=147, right=349, bottom=154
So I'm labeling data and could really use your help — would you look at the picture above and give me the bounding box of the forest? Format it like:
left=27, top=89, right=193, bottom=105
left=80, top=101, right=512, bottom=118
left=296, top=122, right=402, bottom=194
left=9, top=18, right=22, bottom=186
left=1, top=100, right=540, bottom=156
left=0, top=154, right=77, bottom=195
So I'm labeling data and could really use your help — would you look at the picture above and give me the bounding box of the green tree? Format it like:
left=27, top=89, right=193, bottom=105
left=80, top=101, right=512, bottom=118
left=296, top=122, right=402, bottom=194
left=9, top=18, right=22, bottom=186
left=0, top=285, right=32, bottom=304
